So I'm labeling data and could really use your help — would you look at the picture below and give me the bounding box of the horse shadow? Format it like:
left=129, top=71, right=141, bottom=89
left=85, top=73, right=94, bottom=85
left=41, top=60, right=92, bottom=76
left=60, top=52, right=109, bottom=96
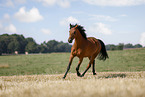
left=98, top=73, right=126, bottom=79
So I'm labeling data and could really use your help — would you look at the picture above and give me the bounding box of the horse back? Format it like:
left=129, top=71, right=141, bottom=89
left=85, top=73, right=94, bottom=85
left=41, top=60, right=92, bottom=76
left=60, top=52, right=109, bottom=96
left=87, top=37, right=101, bottom=51
left=82, top=37, right=101, bottom=57
left=87, top=37, right=100, bottom=46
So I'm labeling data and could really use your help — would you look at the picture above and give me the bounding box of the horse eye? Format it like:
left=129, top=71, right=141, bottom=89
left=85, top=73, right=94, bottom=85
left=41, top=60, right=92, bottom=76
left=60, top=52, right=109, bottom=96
left=74, top=31, right=76, bottom=34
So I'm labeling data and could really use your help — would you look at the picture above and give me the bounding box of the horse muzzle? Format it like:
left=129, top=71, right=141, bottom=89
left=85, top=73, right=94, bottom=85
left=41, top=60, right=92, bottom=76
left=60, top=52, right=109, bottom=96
left=68, top=38, right=73, bottom=43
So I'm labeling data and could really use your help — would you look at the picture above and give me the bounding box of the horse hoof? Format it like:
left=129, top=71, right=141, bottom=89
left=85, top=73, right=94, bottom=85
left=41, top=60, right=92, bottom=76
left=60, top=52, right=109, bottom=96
left=93, top=73, right=97, bottom=75
left=80, top=75, right=84, bottom=77
left=62, top=77, right=66, bottom=79
left=77, top=72, right=81, bottom=76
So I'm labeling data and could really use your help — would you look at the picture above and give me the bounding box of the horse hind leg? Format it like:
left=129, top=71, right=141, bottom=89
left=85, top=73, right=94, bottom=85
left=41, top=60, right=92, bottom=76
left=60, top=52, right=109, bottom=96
left=92, top=60, right=97, bottom=75
left=80, top=62, right=91, bottom=77
left=92, top=52, right=100, bottom=75
left=81, top=56, right=95, bottom=77
left=81, top=57, right=94, bottom=77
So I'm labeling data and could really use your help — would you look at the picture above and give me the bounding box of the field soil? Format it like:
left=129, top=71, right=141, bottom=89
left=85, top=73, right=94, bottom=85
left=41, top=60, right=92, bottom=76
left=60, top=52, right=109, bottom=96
left=1, top=72, right=145, bottom=97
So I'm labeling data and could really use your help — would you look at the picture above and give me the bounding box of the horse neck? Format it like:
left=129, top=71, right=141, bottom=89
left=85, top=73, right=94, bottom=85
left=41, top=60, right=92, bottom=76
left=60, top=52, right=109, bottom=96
left=74, top=30, right=87, bottom=48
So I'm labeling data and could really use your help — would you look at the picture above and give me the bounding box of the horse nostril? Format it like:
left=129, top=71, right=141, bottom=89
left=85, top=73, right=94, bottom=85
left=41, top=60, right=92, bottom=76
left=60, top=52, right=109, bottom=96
left=68, top=39, right=72, bottom=43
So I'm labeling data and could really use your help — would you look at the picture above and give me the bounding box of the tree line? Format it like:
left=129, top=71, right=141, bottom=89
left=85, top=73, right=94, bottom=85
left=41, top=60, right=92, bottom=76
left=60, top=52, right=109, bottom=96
left=0, top=34, right=71, bottom=55
left=0, top=34, right=144, bottom=55
left=106, top=43, right=143, bottom=50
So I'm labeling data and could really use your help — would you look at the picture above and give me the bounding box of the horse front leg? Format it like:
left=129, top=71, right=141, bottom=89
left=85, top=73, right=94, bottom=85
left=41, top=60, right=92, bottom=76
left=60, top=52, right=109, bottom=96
left=76, top=58, right=83, bottom=77
left=63, top=55, right=74, bottom=79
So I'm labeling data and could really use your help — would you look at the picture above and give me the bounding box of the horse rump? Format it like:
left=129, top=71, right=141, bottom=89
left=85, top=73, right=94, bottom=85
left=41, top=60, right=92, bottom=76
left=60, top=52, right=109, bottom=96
left=97, top=39, right=109, bottom=61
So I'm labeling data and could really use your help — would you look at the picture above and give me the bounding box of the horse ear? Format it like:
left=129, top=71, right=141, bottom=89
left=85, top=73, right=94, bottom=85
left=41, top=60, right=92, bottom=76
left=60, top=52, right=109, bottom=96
left=70, top=24, right=72, bottom=29
left=75, top=25, right=78, bottom=28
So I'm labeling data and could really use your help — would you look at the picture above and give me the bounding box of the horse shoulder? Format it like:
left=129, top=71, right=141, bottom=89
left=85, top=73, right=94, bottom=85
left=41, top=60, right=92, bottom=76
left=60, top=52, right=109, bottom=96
left=71, top=46, right=83, bottom=57
left=70, top=46, right=77, bottom=56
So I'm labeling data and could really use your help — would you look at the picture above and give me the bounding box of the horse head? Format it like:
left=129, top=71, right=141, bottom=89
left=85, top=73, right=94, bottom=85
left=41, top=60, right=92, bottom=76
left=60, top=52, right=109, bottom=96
left=68, top=24, right=78, bottom=43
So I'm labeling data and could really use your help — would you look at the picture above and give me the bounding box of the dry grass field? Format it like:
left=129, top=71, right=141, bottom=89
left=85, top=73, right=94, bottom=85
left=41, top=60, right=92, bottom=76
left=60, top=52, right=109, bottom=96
left=1, top=72, right=145, bottom=97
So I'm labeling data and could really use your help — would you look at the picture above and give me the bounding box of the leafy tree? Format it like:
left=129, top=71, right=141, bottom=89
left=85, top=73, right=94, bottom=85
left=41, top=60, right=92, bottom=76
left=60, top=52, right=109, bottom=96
left=134, top=44, right=142, bottom=48
left=25, top=37, right=39, bottom=53
left=0, top=34, right=10, bottom=53
left=0, top=34, right=27, bottom=54
left=110, top=44, right=116, bottom=51
left=7, top=41, right=15, bottom=53
left=0, top=44, right=2, bottom=55
left=0, top=50, right=2, bottom=55
left=26, top=37, right=35, bottom=43
left=116, top=43, right=124, bottom=50
left=43, top=40, right=72, bottom=53
left=16, top=35, right=27, bottom=53
left=0, top=40, right=7, bottom=53
left=46, top=40, right=58, bottom=52
left=124, top=43, right=133, bottom=48
left=25, top=42, right=39, bottom=53
left=39, top=44, right=48, bottom=53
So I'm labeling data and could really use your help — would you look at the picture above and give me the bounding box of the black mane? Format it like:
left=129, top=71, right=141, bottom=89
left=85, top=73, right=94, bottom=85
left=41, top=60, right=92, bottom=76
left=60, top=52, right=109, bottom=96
left=70, top=24, right=87, bottom=39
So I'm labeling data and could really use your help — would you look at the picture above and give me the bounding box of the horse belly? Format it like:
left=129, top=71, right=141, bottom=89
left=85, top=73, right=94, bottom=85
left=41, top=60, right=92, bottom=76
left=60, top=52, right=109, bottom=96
left=82, top=47, right=96, bottom=57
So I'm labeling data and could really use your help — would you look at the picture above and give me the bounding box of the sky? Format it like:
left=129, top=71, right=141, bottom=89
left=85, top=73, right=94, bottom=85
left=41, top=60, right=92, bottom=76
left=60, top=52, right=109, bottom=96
left=0, top=0, right=145, bottom=46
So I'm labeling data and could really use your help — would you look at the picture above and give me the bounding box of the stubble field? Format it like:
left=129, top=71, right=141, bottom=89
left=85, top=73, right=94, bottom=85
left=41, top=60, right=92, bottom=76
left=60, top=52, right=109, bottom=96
left=1, top=72, right=145, bottom=97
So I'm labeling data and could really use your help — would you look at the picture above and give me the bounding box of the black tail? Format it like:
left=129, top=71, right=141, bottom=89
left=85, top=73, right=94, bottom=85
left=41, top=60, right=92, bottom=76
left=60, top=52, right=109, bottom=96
left=97, top=39, right=109, bottom=61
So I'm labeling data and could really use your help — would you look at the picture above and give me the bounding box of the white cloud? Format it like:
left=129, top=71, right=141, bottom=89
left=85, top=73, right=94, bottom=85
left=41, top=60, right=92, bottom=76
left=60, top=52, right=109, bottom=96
left=58, top=0, right=70, bottom=8
left=120, top=14, right=127, bottom=17
left=89, top=14, right=117, bottom=22
left=83, top=0, right=145, bottom=6
left=4, top=0, right=14, bottom=7
left=5, top=24, right=17, bottom=33
left=41, top=28, right=51, bottom=35
left=38, top=0, right=56, bottom=6
left=0, top=14, right=10, bottom=23
left=0, top=24, right=17, bottom=33
left=0, top=0, right=26, bottom=7
left=3, top=13, right=10, bottom=20
left=89, top=23, right=112, bottom=35
left=36, top=0, right=70, bottom=8
left=140, top=32, right=145, bottom=46
left=14, top=0, right=26, bottom=4
left=14, top=7, right=43, bottom=23
left=60, top=16, right=79, bottom=26
left=0, top=0, right=27, bottom=8
left=0, top=0, right=14, bottom=7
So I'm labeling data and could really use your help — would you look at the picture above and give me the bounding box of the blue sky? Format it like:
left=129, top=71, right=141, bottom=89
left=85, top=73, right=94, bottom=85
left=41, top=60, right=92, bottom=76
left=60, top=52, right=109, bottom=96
left=0, top=0, right=145, bottom=46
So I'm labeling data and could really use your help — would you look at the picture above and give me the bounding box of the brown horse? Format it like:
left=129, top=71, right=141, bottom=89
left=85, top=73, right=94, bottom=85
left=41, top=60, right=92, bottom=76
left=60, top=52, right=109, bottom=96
left=63, top=24, right=109, bottom=79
